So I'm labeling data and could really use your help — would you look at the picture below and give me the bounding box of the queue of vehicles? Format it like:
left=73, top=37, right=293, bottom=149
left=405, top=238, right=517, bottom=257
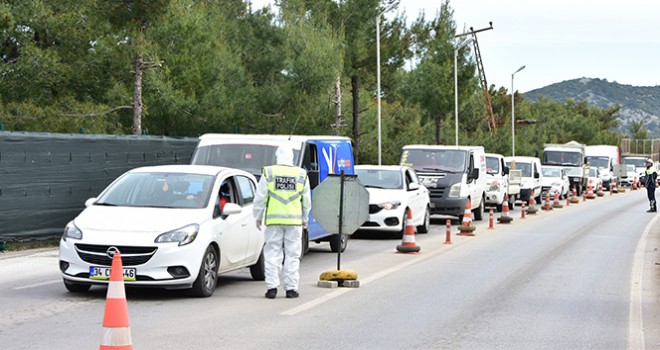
left=58, top=135, right=647, bottom=297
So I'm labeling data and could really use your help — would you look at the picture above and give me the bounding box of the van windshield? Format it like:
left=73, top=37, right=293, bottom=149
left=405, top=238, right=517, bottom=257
left=191, top=144, right=301, bottom=176
left=485, top=156, right=500, bottom=174
left=401, top=149, right=466, bottom=173
left=543, top=151, right=582, bottom=166
left=586, top=156, right=609, bottom=168
left=507, top=162, right=532, bottom=177
left=623, top=157, right=647, bottom=168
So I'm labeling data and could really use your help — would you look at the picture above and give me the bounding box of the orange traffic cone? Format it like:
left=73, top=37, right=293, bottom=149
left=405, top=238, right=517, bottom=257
left=498, top=194, right=513, bottom=223
left=100, top=251, right=132, bottom=350
left=586, top=184, right=596, bottom=199
left=527, top=197, right=538, bottom=214
left=552, top=190, right=563, bottom=209
left=543, top=192, right=552, bottom=211
left=570, top=186, right=580, bottom=204
left=457, top=198, right=476, bottom=236
left=597, top=184, right=605, bottom=197
left=397, top=210, right=420, bottom=253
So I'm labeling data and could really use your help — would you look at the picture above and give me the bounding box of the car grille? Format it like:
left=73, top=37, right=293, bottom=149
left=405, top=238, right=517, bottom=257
left=429, top=187, right=446, bottom=199
left=75, top=244, right=157, bottom=266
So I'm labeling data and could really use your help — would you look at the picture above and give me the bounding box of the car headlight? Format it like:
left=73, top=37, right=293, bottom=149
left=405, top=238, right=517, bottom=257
left=155, top=224, right=199, bottom=246
left=488, top=180, right=501, bottom=192
left=448, top=182, right=461, bottom=197
left=378, top=201, right=401, bottom=210
left=62, top=221, right=82, bottom=241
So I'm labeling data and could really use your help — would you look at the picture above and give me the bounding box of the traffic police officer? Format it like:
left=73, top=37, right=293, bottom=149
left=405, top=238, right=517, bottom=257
left=645, top=158, right=657, bottom=212
left=253, top=145, right=311, bottom=299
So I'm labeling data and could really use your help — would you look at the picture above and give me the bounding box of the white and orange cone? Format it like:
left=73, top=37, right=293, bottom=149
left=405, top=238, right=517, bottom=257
left=586, top=184, right=596, bottom=199
left=527, top=197, right=538, bottom=214
left=457, top=198, right=476, bottom=236
left=497, top=194, right=513, bottom=223
left=100, top=251, right=132, bottom=350
left=543, top=192, right=553, bottom=211
left=552, top=190, right=563, bottom=208
left=397, top=210, right=420, bottom=253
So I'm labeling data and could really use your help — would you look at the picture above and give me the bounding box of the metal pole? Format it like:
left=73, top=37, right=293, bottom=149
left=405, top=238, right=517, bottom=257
left=376, top=18, right=382, bottom=165
left=337, top=170, right=345, bottom=270
left=454, top=48, right=459, bottom=146
left=511, top=65, right=526, bottom=157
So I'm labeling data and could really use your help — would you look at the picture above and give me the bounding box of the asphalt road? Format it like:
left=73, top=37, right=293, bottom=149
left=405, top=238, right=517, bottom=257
left=1, top=189, right=659, bottom=349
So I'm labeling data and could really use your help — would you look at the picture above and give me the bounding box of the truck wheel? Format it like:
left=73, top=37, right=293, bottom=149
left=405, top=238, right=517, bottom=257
left=330, top=233, right=348, bottom=253
left=496, top=203, right=503, bottom=212
left=508, top=194, right=516, bottom=209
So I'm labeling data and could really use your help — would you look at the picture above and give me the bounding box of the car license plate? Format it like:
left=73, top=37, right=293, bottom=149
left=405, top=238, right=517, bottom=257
left=89, top=266, right=136, bottom=281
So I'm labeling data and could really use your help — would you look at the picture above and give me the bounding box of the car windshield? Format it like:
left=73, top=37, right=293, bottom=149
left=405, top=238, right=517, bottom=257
left=543, top=150, right=582, bottom=166
left=623, top=158, right=647, bottom=168
left=542, top=167, right=561, bottom=178
left=95, top=172, right=215, bottom=209
left=401, top=149, right=466, bottom=173
left=356, top=169, right=403, bottom=189
left=191, top=143, right=301, bottom=177
left=589, top=168, right=599, bottom=177
left=586, top=156, right=610, bottom=168
left=626, top=164, right=636, bottom=172
left=486, top=157, right=500, bottom=174
left=508, top=162, right=532, bottom=177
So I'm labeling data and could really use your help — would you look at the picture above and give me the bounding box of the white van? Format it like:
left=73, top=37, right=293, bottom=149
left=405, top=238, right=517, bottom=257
left=400, top=145, right=487, bottom=222
left=485, top=153, right=521, bottom=211
left=504, top=156, right=543, bottom=204
left=585, top=145, right=621, bottom=190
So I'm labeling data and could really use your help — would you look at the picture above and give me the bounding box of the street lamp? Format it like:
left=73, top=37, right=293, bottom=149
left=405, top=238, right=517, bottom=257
left=511, top=65, right=526, bottom=156
left=376, top=2, right=399, bottom=165
left=454, top=37, right=473, bottom=146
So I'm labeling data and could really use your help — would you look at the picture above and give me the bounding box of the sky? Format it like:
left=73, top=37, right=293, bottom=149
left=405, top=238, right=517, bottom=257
left=248, top=0, right=660, bottom=93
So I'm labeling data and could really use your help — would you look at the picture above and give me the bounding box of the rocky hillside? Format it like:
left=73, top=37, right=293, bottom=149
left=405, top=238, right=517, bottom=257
left=524, top=78, right=660, bottom=137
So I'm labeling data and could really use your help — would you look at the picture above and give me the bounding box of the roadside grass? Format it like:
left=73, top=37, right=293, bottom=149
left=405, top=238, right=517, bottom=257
left=1, top=237, right=60, bottom=252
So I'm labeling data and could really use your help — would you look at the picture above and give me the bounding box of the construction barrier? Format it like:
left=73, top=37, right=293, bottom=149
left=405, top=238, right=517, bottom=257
left=396, top=210, right=420, bottom=253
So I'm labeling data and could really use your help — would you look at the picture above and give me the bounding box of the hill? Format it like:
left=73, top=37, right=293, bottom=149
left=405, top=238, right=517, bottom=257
left=524, top=78, right=660, bottom=137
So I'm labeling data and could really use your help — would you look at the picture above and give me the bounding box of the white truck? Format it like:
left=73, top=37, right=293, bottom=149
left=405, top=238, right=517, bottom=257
left=485, top=153, right=521, bottom=211
left=542, top=141, right=589, bottom=195
left=585, top=145, right=621, bottom=190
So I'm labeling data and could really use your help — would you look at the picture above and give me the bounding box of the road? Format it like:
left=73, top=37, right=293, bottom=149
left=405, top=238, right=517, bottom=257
left=1, top=189, right=659, bottom=349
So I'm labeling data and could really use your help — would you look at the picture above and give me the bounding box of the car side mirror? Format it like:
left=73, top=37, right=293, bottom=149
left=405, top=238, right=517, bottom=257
left=222, top=203, right=242, bottom=216
left=469, top=168, right=479, bottom=180
left=408, top=182, right=420, bottom=191
left=85, top=198, right=97, bottom=207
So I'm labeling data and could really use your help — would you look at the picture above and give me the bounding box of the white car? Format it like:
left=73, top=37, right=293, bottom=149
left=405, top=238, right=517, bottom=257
left=621, top=164, right=638, bottom=187
left=541, top=166, right=570, bottom=199
left=355, top=165, right=430, bottom=238
left=587, top=167, right=604, bottom=192
left=59, top=165, right=264, bottom=297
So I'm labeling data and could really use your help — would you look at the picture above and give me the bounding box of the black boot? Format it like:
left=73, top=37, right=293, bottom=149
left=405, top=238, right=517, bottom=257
left=265, top=288, right=277, bottom=299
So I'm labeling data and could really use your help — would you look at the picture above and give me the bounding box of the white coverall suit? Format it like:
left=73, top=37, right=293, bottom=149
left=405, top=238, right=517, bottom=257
left=253, top=146, right=311, bottom=292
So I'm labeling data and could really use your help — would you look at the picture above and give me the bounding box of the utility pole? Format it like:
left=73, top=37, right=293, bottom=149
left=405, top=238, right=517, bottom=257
left=455, top=22, right=495, bottom=132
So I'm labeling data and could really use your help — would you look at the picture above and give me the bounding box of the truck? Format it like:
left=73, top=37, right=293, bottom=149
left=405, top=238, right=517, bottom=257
left=400, top=145, right=487, bottom=222
left=585, top=145, right=621, bottom=190
left=485, top=153, right=521, bottom=211
left=190, top=133, right=355, bottom=254
left=542, top=141, right=588, bottom=195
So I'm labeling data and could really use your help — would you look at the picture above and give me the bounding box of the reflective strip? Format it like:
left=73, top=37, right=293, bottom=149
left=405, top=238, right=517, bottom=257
left=402, top=235, right=416, bottom=243
left=106, top=281, right=126, bottom=299
left=266, top=214, right=303, bottom=220
left=265, top=167, right=273, bottom=181
left=267, top=190, right=302, bottom=205
left=100, top=327, right=132, bottom=346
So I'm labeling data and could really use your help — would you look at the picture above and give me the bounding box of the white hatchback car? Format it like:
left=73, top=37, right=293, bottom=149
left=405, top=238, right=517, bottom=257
left=59, top=165, right=264, bottom=297
left=541, top=166, right=570, bottom=199
left=355, top=165, right=430, bottom=238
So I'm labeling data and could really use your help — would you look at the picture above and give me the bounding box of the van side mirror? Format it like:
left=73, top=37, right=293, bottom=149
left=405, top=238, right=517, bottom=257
left=534, top=172, right=540, bottom=179
left=469, top=168, right=479, bottom=180
left=503, top=166, right=510, bottom=175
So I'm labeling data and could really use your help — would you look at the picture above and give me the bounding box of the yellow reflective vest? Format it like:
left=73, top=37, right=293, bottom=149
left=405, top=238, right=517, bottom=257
left=262, top=165, right=308, bottom=225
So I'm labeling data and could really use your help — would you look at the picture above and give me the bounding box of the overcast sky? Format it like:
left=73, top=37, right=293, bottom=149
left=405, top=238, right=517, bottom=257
left=249, top=0, right=660, bottom=93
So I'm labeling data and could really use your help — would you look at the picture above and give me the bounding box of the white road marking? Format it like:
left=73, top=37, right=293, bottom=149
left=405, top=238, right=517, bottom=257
left=14, top=280, right=61, bottom=290
left=628, top=213, right=657, bottom=350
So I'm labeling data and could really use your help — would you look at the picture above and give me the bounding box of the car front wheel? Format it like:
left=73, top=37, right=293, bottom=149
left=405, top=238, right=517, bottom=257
left=191, top=245, right=218, bottom=297
left=249, top=249, right=265, bottom=281
left=417, top=207, right=430, bottom=234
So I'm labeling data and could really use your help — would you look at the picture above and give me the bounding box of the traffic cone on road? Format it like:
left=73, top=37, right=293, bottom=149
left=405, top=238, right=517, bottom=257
left=586, top=184, right=596, bottom=199
left=543, top=192, right=553, bottom=211
left=597, top=184, right=605, bottom=197
left=497, top=194, right=513, bottom=223
left=527, top=197, right=538, bottom=215
left=444, top=219, right=452, bottom=244
left=570, top=186, right=580, bottom=204
left=397, top=210, right=421, bottom=253
left=552, top=190, right=563, bottom=209
left=100, top=251, right=133, bottom=350
left=488, top=209, right=494, bottom=229
left=457, top=198, right=476, bottom=236
left=521, top=201, right=526, bottom=219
